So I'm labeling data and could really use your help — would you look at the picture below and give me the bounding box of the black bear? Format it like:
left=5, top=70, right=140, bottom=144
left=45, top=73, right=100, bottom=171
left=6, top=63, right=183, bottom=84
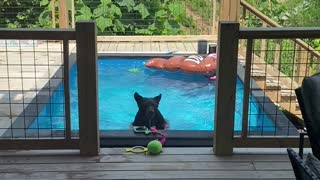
left=132, top=92, right=168, bottom=130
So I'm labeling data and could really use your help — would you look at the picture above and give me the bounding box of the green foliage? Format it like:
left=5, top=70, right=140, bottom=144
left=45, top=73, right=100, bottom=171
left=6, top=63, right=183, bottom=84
left=1, top=0, right=199, bottom=35
left=38, top=0, right=55, bottom=28
left=246, top=0, right=320, bottom=78
left=72, top=0, right=189, bottom=35
left=123, top=0, right=187, bottom=35
left=286, top=0, right=320, bottom=60
left=185, top=0, right=213, bottom=25
left=285, top=0, right=320, bottom=27
left=133, top=3, right=149, bottom=20
left=245, top=0, right=289, bottom=27
left=313, top=39, right=320, bottom=52
left=0, top=0, right=45, bottom=28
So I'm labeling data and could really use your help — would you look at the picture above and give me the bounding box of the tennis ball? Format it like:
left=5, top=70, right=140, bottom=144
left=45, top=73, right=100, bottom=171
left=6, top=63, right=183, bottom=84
left=147, top=140, right=162, bottom=155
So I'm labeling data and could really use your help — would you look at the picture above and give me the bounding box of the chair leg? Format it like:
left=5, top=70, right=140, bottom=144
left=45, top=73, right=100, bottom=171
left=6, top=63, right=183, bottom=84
left=299, top=133, right=304, bottom=159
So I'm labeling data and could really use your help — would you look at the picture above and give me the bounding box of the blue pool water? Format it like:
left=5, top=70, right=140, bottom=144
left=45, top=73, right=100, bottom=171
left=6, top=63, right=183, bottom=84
left=30, top=57, right=275, bottom=131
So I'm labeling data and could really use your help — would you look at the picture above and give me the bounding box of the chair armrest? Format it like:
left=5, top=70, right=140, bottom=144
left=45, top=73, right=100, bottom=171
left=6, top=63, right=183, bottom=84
left=282, top=109, right=305, bottom=131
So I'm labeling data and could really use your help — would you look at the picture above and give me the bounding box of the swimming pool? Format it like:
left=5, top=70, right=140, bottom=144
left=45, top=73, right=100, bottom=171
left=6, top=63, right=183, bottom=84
left=29, top=57, right=275, bottom=131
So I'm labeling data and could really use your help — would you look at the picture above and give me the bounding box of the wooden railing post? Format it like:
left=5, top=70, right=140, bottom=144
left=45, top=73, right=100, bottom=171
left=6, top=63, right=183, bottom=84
left=220, top=0, right=240, bottom=22
left=273, top=40, right=281, bottom=71
left=295, top=46, right=309, bottom=84
left=71, top=0, right=75, bottom=28
left=58, top=0, right=69, bottom=28
left=260, top=22, right=267, bottom=61
left=212, top=0, right=217, bottom=35
left=51, top=0, right=56, bottom=28
left=214, top=22, right=240, bottom=155
left=76, top=21, right=99, bottom=156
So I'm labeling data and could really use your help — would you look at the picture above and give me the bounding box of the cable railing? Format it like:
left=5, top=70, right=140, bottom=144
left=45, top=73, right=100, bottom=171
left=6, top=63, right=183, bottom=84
left=215, top=23, right=320, bottom=154
left=239, top=0, right=320, bottom=119
left=0, top=21, right=99, bottom=155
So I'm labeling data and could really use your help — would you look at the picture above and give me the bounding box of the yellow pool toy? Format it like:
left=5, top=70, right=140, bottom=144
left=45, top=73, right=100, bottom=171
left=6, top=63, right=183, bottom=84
left=125, top=146, right=148, bottom=154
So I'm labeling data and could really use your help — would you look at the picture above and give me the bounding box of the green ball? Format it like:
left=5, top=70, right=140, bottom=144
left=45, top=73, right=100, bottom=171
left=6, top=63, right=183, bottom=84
left=147, top=140, right=162, bottom=155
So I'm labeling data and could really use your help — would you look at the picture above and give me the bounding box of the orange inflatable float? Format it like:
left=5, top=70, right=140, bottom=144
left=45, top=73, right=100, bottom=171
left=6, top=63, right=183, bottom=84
left=145, top=54, right=217, bottom=75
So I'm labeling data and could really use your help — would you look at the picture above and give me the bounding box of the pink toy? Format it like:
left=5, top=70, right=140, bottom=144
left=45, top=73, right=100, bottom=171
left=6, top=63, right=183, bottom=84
left=150, top=127, right=166, bottom=145
left=210, top=76, right=217, bottom=81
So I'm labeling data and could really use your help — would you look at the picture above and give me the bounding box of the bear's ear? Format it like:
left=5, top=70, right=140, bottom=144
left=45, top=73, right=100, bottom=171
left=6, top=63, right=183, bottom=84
left=154, top=94, right=162, bottom=103
left=134, top=92, right=143, bottom=103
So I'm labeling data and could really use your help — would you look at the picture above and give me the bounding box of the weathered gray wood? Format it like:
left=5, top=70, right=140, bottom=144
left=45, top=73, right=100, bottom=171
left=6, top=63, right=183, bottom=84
left=0, top=154, right=290, bottom=164
left=182, top=42, right=196, bottom=53
left=214, top=22, right=240, bottom=155
left=142, top=41, right=152, bottom=52
left=0, top=147, right=294, bottom=178
left=125, top=42, right=134, bottom=52
left=133, top=42, right=143, bottom=52
left=107, top=42, right=118, bottom=52
left=100, top=42, right=111, bottom=52
left=0, top=162, right=255, bottom=172
left=159, top=42, right=169, bottom=52
left=0, top=28, right=76, bottom=40
left=253, top=162, right=292, bottom=170
left=175, top=42, right=187, bottom=52
left=100, top=147, right=215, bottom=155
left=167, top=42, right=178, bottom=52
left=233, top=137, right=310, bottom=147
left=150, top=42, right=160, bottom=52
left=0, top=139, right=79, bottom=150
left=116, top=42, right=127, bottom=52
left=0, top=147, right=297, bottom=156
left=97, top=35, right=217, bottom=42
left=241, top=39, right=253, bottom=138
left=76, top=21, right=99, bottom=156
left=0, top=170, right=295, bottom=179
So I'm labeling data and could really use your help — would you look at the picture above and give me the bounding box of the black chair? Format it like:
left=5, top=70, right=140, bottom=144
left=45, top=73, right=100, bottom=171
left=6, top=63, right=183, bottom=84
left=287, top=148, right=320, bottom=180
left=295, top=73, right=320, bottom=160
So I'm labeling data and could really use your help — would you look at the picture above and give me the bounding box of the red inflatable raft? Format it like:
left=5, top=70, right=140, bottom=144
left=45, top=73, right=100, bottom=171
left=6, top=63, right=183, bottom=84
left=145, top=54, right=217, bottom=75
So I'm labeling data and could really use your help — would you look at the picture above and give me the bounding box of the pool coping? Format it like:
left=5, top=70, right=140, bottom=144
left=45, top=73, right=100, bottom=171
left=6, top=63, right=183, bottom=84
left=3, top=53, right=298, bottom=146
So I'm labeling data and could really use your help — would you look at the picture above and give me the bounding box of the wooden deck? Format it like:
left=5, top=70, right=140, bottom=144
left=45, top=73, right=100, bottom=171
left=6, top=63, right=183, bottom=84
left=97, top=41, right=200, bottom=54
left=0, top=148, right=296, bottom=179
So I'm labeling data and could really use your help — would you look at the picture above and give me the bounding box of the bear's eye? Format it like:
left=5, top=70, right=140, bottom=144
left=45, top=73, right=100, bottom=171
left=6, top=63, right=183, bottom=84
left=144, top=103, right=155, bottom=109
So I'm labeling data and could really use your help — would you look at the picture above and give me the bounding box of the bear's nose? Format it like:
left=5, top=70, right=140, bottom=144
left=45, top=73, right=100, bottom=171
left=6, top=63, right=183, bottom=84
left=146, top=107, right=155, bottom=118
left=146, top=109, right=154, bottom=117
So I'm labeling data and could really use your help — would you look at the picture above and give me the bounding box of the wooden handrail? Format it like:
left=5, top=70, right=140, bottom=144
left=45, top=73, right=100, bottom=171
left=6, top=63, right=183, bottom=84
left=240, top=0, right=320, bottom=58
left=240, top=0, right=280, bottom=27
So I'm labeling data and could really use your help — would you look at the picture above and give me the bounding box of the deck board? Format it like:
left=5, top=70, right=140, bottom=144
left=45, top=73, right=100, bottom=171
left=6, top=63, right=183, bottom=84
left=0, top=148, right=295, bottom=179
left=150, top=41, right=160, bottom=52
left=133, top=42, right=143, bottom=52
left=116, top=42, right=127, bottom=52
left=125, top=42, right=134, bottom=52
left=107, top=42, right=118, bottom=52
left=175, top=42, right=188, bottom=53
left=159, top=42, right=169, bottom=52
left=184, top=41, right=197, bottom=53
left=0, top=171, right=295, bottom=179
